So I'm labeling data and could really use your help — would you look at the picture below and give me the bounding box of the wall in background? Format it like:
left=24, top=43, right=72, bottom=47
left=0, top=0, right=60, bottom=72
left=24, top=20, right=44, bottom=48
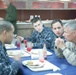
left=0, top=1, right=76, bottom=21
left=0, top=9, right=76, bottom=21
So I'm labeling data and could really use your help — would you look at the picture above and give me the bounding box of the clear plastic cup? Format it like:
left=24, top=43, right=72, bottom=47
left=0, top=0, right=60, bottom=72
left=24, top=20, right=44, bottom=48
left=38, top=50, right=44, bottom=63
left=26, top=41, right=32, bottom=52
left=20, top=43, right=25, bottom=50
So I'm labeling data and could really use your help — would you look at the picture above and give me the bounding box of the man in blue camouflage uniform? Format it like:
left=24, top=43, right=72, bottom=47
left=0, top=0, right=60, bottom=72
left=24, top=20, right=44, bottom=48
left=0, top=21, right=20, bottom=75
left=51, top=19, right=66, bottom=58
left=28, top=17, right=54, bottom=50
left=18, top=17, right=55, bottom=50
left=51, top=19, right=65, bottom=41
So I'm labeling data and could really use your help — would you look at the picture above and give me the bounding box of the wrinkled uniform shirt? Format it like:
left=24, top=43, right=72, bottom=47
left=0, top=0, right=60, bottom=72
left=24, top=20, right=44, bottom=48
left=0, top=41, right=19, bottom=75
left=27, top=26, right=55, bottom=50
left=55, top=42, right=76, bottom=66
left=54, top=35, right=66, bottom=58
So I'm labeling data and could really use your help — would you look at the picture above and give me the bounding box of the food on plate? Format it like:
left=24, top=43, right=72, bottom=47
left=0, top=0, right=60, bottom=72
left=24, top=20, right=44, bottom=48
left=26, top=61, right=40, bottom=66
left=22, top=60, right=44, bottom=69
left=7, top=51, right=18, bottom=56
left=7, top=51, right=13, bottom=55
left=27, top=61, right=33, bottom=66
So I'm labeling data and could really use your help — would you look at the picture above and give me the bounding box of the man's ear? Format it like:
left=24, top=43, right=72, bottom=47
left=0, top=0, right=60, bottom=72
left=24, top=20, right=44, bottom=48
left=73, top=30, right=76, bottom=36
left=3, top=30, right=7, bottom=36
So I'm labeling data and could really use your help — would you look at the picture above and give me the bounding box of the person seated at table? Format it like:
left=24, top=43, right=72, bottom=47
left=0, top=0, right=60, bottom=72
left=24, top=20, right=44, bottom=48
left=51, top=19, right=65, bottom=40
left=0, top=20, right=21, bottom=75
left=55, top=20, right=76, bottom=66
left=51, top=19, right=66, bottom=58
left=17, top=17, right=55, bottom=50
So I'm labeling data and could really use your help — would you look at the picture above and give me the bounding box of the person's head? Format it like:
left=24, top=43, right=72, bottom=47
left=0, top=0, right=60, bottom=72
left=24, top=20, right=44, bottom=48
left=63, top=20, right=76, bottom=44
left=1, top=0, right=12, bottom=6
left=51, top=19, right=64, bottom=37
left=0, top=21, right=14, bottom=45
left=31, top=17, right=43, bottom=33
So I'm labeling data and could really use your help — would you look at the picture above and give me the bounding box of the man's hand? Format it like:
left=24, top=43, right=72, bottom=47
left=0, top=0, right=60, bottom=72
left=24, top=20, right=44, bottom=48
left=13, top=54, right=21, bottom=61
left=17, top=36, right=24, bottom=41
left=55, top=37, right=65, bottom=49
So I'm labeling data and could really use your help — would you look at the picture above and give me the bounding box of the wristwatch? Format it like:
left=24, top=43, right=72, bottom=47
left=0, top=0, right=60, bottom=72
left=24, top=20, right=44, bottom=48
left=61, top=47, right=67, bottom=51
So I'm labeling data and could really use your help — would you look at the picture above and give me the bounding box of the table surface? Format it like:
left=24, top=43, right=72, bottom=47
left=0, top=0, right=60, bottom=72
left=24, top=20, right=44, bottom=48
left=19, top=50, right=76, bottom=75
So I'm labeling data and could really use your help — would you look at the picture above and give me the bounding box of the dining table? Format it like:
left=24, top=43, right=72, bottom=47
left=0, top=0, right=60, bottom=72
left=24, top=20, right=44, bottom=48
left=6, top=44, right=76, bottom=75
left=18, top=49, right=76, bottom=75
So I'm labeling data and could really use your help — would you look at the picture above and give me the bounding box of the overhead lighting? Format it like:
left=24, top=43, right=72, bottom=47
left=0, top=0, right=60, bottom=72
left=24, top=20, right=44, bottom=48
left=60, top=0, right=71, bottom=1
left=39, top=0, right=48, bottom=1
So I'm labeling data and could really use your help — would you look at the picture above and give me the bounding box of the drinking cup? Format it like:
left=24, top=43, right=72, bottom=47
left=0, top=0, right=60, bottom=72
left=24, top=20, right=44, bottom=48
left=24, top=40, right=27, bottom=47
left=38, top=50, right=44, bottom=63
left=26, top=41, right=32, bottom=52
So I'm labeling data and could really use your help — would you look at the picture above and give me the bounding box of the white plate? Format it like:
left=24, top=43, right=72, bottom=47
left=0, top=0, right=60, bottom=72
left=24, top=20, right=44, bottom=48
left=5, top=44, right=17, bottom=49
left=7, top=50, right=19, bottom=56
left=22, top=60, right=60, bottom=72
left=7, top=50, right=30, bottom=57
left=22, top=60, right=44, bottom=69
left=31, top=49, right=53, bottom=56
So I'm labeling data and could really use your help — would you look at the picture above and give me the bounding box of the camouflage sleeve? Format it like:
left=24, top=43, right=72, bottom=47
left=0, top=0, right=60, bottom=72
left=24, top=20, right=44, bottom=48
left=63, top=49, right=76, bottom=66
left=0, top=58, right=19, bottom=75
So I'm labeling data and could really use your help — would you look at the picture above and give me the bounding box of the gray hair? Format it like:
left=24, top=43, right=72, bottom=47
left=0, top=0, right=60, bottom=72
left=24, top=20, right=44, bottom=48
left=64, top=20, right=76, bottom=30
left=0, top=21, right=13, bottom=34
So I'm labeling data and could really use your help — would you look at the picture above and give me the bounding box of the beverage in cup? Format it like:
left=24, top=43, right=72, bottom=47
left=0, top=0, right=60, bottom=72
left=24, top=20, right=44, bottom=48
left=16, top=39, right=21, bottom=47
left=24, top=40, right=27, bottom=44
left=27, top=41, right=32, bottom=52
left=24, top=40, right=27, bottom=47
left=39, top=50, right=44, bottom=63
left=17, top=43, right=20, bottom=47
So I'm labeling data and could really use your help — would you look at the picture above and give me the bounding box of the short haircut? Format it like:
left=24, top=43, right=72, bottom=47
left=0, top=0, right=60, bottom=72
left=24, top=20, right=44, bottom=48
left=51, top=19, right=63, bottom=28
left=31, top=17, right=41, bottom=24
left=64, top=20, right=76, bottom=30
left=0, top=21, right=13, bottom=34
